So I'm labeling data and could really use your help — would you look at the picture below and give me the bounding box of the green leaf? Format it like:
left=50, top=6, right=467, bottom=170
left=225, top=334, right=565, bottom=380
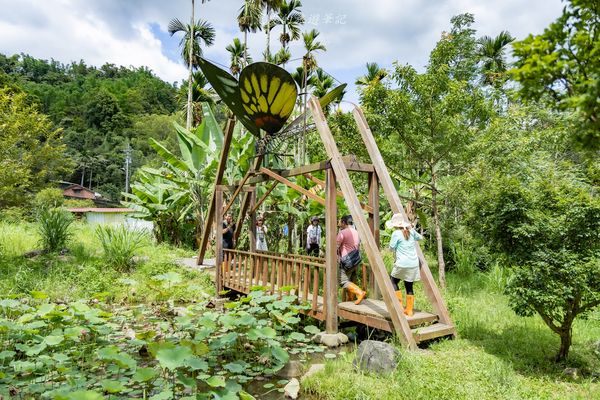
left=156, top=345, right=193, bottom=370
left=270, top=346, right=289, bottom=363
left=63, top=391, right=105, bottom=400
left=223, top=362, right=245, bottom=374
left=304, top=325, right=320, bottom=334
left=205, top=375, right=226, bottom=388
left=30, top=290, right=48, bottom=299
left=44, top=334, right=64, bottom=346
left=132, top=367, right=158, bottom=382
left=289, top=332, right=306, bottom=342
left=185, top=357, right=209, bottom=371
left=100, top=379, right=127, bottom=393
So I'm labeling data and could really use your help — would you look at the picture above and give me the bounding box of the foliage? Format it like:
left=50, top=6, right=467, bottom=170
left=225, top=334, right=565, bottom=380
left=510, top=0, right=600, bottom=148
left=360, top=14, right=492, bottom=287
left=464, top=103, right=600, bottom=360
left=95, top=225, right=148, bottom=272
left=124, top=104, right=254, bottom=247
left=0, top=86, right=73, bottom=207
left=1, top=53, right=178, bottom=202
left=0, top=289, right=322, bottom=399
left=33, top=188, right=65, bottom=211
left=37, top=208, right=74, bottom=253
left=63, top=199, right=96, bottom=209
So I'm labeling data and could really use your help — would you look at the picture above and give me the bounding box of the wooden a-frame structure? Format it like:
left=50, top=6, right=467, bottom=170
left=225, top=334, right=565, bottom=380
left=197, top=97, right=456, bottom=347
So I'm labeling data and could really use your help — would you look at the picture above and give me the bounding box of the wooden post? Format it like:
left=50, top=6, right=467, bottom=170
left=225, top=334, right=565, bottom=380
left=234, top=155, right=264, bottom=243
left=352, top=106, right=454, bottom=331
left=215, top=186, right=224, bottom=295
left=310, top=96, right=417, bottom=349
left=368, top=172, right=381, bottom=300
left=198, top=118, right=235, bottom=264
left=249, top=189, right=256, bottom=252
left=325, top=167, right=338, bottom=334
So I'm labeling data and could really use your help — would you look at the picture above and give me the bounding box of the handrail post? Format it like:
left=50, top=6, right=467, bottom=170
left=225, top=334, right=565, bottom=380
left=215, top=186, right=224, bottom=295
left=325, top=167, right=338, bottom=334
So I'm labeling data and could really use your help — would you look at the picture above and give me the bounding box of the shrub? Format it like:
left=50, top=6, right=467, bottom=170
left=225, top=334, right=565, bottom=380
left=37, top=208, right=73, bottom=252
left=96, top=225, right=147, bottom=271
left=33, top=188, right=64, bottom=210
left=0, top=206, right=28, bottom=223
left=63, top=198, right=95, bottom=208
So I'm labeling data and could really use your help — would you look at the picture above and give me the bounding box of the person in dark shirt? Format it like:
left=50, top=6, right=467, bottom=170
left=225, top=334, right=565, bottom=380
left=222, top=213, right=236, bottom=249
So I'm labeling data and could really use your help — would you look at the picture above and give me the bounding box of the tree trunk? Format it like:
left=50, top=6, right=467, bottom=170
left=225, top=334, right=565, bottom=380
left=243, top=30, right=248, bottom=67
left=431, top=169, right=446, bottom=288
left=265, top=7, right=271, bottom=60
left=186, top=0, right=195, bottom=130
left=557, top=328, right=572, bottom=361
left=287, top=213, right=293, bottom=254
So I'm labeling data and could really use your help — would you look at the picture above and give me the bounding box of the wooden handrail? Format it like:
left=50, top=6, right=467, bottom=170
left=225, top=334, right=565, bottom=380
left=224, top=249, right=325, bottom=268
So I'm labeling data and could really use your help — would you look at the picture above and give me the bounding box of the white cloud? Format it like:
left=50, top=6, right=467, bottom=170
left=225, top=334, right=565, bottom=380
left=0, top=0, right=564, bottom=97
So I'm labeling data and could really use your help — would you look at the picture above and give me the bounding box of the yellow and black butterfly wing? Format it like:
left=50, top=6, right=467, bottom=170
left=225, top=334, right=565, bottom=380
left=239, top=62, right=298, bottom=134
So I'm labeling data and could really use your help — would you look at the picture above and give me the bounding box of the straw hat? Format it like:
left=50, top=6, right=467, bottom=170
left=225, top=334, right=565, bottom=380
left=385, top=213, right=411, bottom=229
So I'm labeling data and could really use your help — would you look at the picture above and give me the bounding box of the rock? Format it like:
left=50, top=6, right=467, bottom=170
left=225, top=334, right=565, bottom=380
left=563, top=367, right=579, bottom=380
left=301, top=363, right=325, bottom=381
left=23, top=249, right=47, bottom=258
left=312, top=332, right=348, bottom=348
left=206, top=297, right=228, bottom=311
left=353, top=340, right=400, bottom=374
left=277, top=360, right=304, bottom=378
left=284, top=378, right=300, bottom=399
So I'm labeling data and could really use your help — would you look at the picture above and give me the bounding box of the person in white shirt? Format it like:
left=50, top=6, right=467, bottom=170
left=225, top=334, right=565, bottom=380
left=306, top=216, right=322, bottom=256
left=256, top=217, right=268, bottom=251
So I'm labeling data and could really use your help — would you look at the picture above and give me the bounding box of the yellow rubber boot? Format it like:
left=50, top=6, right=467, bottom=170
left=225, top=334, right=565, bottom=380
left=347, top=283, right=367, bottom=305
left=395, top=291, right=403, bottom=308
left=404, top=295, right=414, bottom=316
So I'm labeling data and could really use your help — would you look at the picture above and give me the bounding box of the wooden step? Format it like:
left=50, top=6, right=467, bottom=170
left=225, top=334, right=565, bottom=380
left=337, top=299, right=438, bottom=331
left=412, top=323, right=455, bottom=342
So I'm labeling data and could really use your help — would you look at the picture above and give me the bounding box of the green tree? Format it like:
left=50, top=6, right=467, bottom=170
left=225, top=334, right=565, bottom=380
left=510, top=0, right=599, bottom=148
left=355, top=62, right=388, bottom=88
left=476, top=30, right=514, bottom=87
left=465, top=104, right=600, bottom=361
left=0, top=87, right=73, bottom=207
left=226, top=38, right=250, bottom=77
left=270, top=0, right=304, bottom=65
left=238, top=0, right=263, bottom=65
left=257, top=0, right=283, bottom=60
left=361, top=14, right=491, bottom=288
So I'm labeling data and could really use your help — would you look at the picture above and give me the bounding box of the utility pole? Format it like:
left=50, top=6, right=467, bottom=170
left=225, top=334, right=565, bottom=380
left=124, top=144, right=132, bottom=194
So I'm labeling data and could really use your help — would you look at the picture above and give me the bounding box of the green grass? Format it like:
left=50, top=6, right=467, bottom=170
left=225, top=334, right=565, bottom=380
left=0, top=221, right=211, bottom=303
left=303, top=267, right=600, bottom=400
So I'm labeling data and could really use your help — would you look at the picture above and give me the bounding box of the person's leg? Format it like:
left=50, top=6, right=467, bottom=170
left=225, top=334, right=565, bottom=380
left=390, top=275, right=403, bottom=306
left=404, top=280, right=415, bottom=316
left=343, top=265, right=366, bottom=305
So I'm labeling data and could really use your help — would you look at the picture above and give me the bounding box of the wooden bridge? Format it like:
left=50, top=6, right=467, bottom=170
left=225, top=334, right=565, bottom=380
left=200, top=98, right=456, bottom=349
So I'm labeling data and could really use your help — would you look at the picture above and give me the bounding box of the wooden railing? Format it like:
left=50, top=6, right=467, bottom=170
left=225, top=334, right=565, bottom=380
left=222, top=249, right=326, bottom=317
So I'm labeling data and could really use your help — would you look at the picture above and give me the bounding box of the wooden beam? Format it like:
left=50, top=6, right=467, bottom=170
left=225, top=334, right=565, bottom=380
left=215, top=187, right=224, bottom=294
left=245, top=161, right=331, bottom=185
left=234, top=155, right=264, bottom=243
left=325, top=168, right=338, bottom=334
left=352, top=106, right=454, bottom=331
left=222, top=170, right=254, bottom=216
left=249, top=182, right=279, bottom=215
left=304, top=173, right=374, bottom=214
left=309, top=96, right=417, bottom=349
left=259, top=167, right=326, bottom=206
left=368, top=172, right=381, bottom=300
left=249, top=189, right=256, bottom=252
left=197, top=117, right=235, bottom=265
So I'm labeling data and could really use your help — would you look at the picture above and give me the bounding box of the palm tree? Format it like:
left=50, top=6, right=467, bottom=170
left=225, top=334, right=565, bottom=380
left=355, top=62, right=388, bottom=87
left=168, top=4, right=216, bottom=130
left=309, top=68, right=334, bottom=98
left=477, top=30, right=514, bottom=87
left=238, top=0, right=262, bottom=66
left=226, top=38, right=251, bottom=77
left=299, top=29, right=326, bottom=162
left=270, top=48, right=291, bottom=66
left=177, top=71, right=216, bottom=125
left=270, top=0, right=304, bottom=58
left=257, top=0, right=283, bottom=60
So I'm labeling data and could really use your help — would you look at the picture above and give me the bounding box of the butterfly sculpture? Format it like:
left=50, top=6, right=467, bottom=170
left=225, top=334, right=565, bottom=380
left=198, top=58, right=346, bottom=152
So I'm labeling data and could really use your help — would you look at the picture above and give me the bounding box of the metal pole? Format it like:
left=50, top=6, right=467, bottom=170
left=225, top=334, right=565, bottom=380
left=124, top=144, right=132, bottom=194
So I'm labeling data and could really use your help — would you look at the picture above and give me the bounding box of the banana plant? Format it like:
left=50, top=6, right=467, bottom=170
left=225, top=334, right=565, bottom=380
left=123, top=103, right=255, bottom=246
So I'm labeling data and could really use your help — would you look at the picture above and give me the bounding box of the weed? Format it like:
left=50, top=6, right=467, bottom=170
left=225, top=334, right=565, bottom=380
left=37, top=207, right=73, bottom=252
left=96, top=225, right=148, bottom=271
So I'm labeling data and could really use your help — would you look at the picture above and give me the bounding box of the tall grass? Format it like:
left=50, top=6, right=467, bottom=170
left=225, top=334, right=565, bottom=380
left=37, top=208, right=74, bottom=252
left=96, top=225, right=148, bottom=271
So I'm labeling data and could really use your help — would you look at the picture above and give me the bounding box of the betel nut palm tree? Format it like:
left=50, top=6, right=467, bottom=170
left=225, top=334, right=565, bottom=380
left=270, top=0, right=304, bottom=57
left=355, top=62, right=388, bottom=87
left=227, top=38, right=252, bottom=77
left=168, top=0, right=215, bottom=129
left=238, top=0, right=262, bottom=66
left=477, top=30, right=514, bottom=87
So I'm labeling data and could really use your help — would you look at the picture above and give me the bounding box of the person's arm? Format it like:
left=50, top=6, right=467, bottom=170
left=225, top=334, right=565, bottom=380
left=222, top=223, right=230, bottom=235
left=411, top=229, right=423, bottom=241
left=336, top=231, right=343, bottom=255
left=389, top=230, right=398, bottom=250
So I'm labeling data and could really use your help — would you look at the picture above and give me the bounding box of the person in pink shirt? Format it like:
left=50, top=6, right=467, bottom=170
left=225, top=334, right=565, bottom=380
left=337, top=215, right=367, bottom=305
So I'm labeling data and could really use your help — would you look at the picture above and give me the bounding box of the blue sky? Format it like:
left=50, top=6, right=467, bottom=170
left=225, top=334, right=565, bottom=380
left=0, top=0, right=564, bottom=105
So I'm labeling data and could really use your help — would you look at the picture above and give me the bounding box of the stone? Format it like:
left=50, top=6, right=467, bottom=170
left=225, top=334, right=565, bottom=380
left=277, top=360, right=304, bottom=378
left=312, top=332, right=349, bottom=348
left=284, top=378, right=300, bottom=399
left=353, top=340, right=400, bottom=374
left=562, top=367, right=579, bottom=380
left=301, top=363, right=325, bottom=381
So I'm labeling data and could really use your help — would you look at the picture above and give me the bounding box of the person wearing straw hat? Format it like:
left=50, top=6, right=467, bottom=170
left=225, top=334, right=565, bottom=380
left=386, top=213, right=423, bottom=316
left=306, top=216, right=322, bottom=256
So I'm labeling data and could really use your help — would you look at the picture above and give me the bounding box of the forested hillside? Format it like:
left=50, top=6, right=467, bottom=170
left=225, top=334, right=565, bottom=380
left=0, top=53, right=180, bottom=202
